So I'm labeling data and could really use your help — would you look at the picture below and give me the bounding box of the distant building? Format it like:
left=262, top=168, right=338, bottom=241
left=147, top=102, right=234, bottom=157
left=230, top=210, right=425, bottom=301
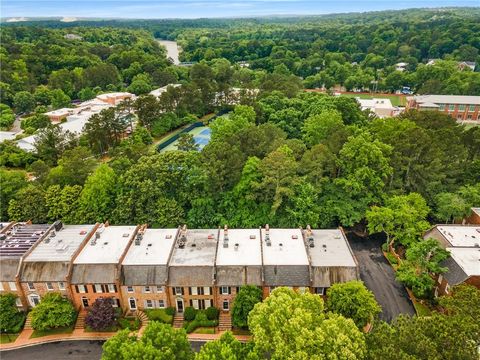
left=356, top=98, right=396, bottom=118
left=44, top=108, right=76, bottom=123
left=149, top=84, right=182, bottom=98
left=424, top=225, right=480, bottom=296
left=406, top=95, right=480, bottom=122
left=96, top=92, right=134, bottom=106
left=458, top=61, right=476, bottom=71
left=64, top=34, right=83, bottom=41
left=0, top=131, right=17, bottom=143
left=395, top=62, right=408, bottom=72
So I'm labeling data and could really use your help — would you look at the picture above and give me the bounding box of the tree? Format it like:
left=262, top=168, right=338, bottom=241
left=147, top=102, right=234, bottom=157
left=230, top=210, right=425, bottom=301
left=30, top=293, right=76, bottom=331
left=50, top=89, right=71, bottom=108
left=302, top=110, right=344, bottom=147
left=85, top=298, right=117, bottom=331
left=326, top=281, right=381, bottom=329
left=438, top=284, right=480, bottom=321
left=366, top=193, right=430, bottom=248
left=134, top=95, right=161, bottom=130
left=45, top=185, right=82, bottom=223
left=248, top=287, right=366, bottom=360
left=7, top=185, right=48, bottom=223
left=102, top=322, right=193, bottom=360
left=433, top=192, right=470, bottom=223
left=396, top=239, right=449, bottom=298
left=127, top=73, right=152, bottom=95
left=33, top=85, right=53, bottom=106
left=0, top=169, right=28, bottom=221
left=0, top=104, right=15, bottom=129
left=45, top=146, right=96, bottom=186
left=77, top=164, right=117, bottom=223
left=232, top=285, right=263, bottom=329
left=13, top=91, right=35, bottom=114
left=20, top=113, right=50, bottom=132
left=34, top=125, right=77, bottom=166
left=84, top=107, right=127, bottom=154
left=177, top=133, right=199, bottom=151
left=0, top=293, right=25, bottom=333
left=0, top=141, right=35, bottom=168
left=195, top=331, right=259, bottom=360
left=366, top=313, right=479, bottom=360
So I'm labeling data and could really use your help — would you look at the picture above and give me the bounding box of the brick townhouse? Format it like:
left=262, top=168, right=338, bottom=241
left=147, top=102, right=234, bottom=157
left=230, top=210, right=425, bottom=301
left=69, top=224, right=139, bottom=309
left=0, top=222, right=52, bottom=308
left=120, top=227, right=178, bottom=312
left=406, top=95, right=480, bottom=122
left=18, top=223, right=99, bottom=308
left=424, top=225, right=480, bottom=296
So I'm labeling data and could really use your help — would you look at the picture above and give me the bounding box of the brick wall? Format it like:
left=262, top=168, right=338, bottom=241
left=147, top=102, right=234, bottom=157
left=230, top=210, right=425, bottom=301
left=120, top=285, right=170, bottom=311
left=20, top=281, right=69, bottom=307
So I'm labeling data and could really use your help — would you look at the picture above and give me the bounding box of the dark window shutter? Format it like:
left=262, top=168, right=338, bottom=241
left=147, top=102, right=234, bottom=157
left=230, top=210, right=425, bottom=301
left=75, top=285, right=79, bottom=293
left=228, top=287, right=231, bottom=295
left=189, top=287, right=192, bottom=295
left=84, top=285, right=88, bottom=293
left=181, top=287, right=184, bottom=295
left=113, top=284, right=117, bottom=292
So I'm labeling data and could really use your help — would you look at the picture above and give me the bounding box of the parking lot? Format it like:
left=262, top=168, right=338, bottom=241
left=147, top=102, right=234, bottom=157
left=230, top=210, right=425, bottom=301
left=347, top=233, right=415, bottom=322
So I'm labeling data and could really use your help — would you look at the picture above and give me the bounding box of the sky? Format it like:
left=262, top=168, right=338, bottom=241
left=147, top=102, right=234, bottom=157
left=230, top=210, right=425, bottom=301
left=1, top=0, right=479, bottom=19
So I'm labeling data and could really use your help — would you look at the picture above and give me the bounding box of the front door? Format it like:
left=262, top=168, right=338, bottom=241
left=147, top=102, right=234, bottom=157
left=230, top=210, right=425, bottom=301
left=176, top=299, right=184, bottom=313
left=81, top=297, right=89, bottom=308
left=129, top=297, right=137, bottom=310
left=29, top=295, right=40, bottom=307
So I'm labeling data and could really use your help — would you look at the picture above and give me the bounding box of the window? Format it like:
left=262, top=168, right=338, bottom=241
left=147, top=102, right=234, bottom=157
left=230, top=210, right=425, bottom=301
left=205, top=299, right=212, bottom=308
left=58, top=282, right=65, bottom=291
left=448, top=104, right=455, bottom=111
left=235, top=287, right=240, bottom=294
left=223, top=300, right=229, bottom=311
left=156, top=286, right=164, bottom=293
left=0, top=282, right=3, bottom=291
left=191, top=299, right=199, bottom=309
left=457, top=114, right=463, bottom=120
left=438, top=275, right=443, bottom=284
left=27, top=282, right=35, bottom=291
left=158, top=299, right=165, bottom=308
left=145, top=300, right=154, bottom=309
left=8, top=282, right=17, bottom=291
left=46, top=282, right=54, bottom=291
left=469, top=105, right=476, bottom=112
left=315, top=287, right=325, bottom=295
left=112, top=298, right=119, bottom=307
left=76, top=285, right=87, bottom=293
left=107, top=284, right=116, bottom=293
left=15, top=297, right=22, bottom=307
left=204, top=287, right=211, bottom=296
left=298, top=287, right=308, bottom=294
left=467, top=114, right=473, bottom=120
left=438, top=103, right=445, bottom=110
left=29, top=295, right=40, bottom=307
left=173, top=287, right=183, bottom=296
left=127, top=286, right=134, bottom=293
left=144, top=286, right=151, bottom=293
left=458, top=104, right=465, bottom=111
left=93, top=284, right=102, bottom=293
left=220, top=286, right=231, bottom=295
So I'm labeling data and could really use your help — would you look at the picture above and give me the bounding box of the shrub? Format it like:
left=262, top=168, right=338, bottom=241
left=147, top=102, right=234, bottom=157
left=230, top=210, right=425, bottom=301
left=184, top=306, right=197, bottom=321
left=0, top=294, right=26, bottom=333
left=85, top=297, right=117, bottom=331
left=30, top=293, right=76, bottom=331
left=184, top=311, right=218, bottom=333
left=144, top=309, right=173, bottom=324
left=165, top=307, right=175, bottom=316
left=118, top=317, right=141, bottom=330
left=205, top=306, right=219, bottom=320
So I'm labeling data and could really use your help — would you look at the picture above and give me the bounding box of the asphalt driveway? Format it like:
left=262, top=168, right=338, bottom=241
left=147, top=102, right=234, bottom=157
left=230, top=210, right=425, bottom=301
left=347, top=233, right=415, bottom=322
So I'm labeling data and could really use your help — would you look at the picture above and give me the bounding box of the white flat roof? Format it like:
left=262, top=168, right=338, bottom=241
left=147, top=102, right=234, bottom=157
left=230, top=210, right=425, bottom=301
left=436, top=225, right=480, bottom=247
left=25, top=225, right=95, bottom=262
left=261, top=228, right=309, bottom=266
left=216, top=229, right=262, bottom=266
left=413, top=95, right=480, bottom=105
left=447, top=247, right=480, bottom=276
left=305, top=229, right=356, bottom=267
left=122, top=228, right=177, bottom=265
left=169, top=229, right=218, bottom=266
left=74, top=225, right=136, bottom=264
left=44, top=108, right=73, bottom=116
left=96, top=92, right=133, bottom=100
left=0, top=132, right=17, bottom=142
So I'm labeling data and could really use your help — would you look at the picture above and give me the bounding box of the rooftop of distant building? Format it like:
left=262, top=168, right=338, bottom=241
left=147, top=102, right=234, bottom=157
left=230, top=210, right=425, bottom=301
left=261, top=228, right=309, bottom=266
left=216, top=228, right=262, bottom=266
left=169, top=228, right=219, bottom=267
left=433, top=225, right=480, bottom=248
left=304, top=228, right=357, bottom=267
left=0, top=223, right=51, bottom=258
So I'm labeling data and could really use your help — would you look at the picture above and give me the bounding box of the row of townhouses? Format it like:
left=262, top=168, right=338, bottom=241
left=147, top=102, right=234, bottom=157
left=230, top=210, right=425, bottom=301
left=0, top=222, right=359, bottom=315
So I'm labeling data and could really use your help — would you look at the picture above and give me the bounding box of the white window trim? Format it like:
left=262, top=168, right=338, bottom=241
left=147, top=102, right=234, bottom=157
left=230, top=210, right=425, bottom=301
left=27, top=282, right=35, bottom=291
left=46, top=282, right=54, bottom=291
left=205, top=299, right=212, bottom=308
left=108, top=284, right=115, bottom=293
left=191, top=287, right=198, bottom=296
left=15, top=297, right=22, bottom=307
left=0, top=282, right=3, bottom=291
left=8, top=282, right=17, bottom=291
left=78, top=285, right=86, bottom=293
left=158, top=299, right=165, bottom=308
left=127, top=286, right=134, bottom=293
left=156, top=286, right=164, bottom=293
left=192, top=299, right=199, bottom=310
left=58, top=282, right=65, bottom=291
left=94, top=284, right=103, bottom=293
left=204, top=287, right=211, bottom=296
left=145, top=299, right=154, bottom=309
left=144, top=286, right=151, bottom=293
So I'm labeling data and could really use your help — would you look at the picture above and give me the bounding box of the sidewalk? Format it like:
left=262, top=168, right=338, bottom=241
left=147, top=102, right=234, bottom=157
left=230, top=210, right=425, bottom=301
left=0, top=327, right=251, bottom=351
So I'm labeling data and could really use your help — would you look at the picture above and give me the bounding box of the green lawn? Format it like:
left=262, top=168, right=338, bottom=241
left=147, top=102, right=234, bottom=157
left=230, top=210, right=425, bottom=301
left=30, top=326, right=74, bottom=339
left=193, top=327, right=215, bottom=334
left=340, top=93, right=406, bottom=106
left=414, top=302, right=432, bottom=317
left=0, top=334, right=19, bottom=344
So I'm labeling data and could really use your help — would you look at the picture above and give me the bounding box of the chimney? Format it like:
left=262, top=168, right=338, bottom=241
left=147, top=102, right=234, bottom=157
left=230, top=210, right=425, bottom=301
left=306, top=225, right=314, bottom=248
left=178, top=225, right=187, bottom=248
left=265, top=224, right=271, bottom=247
left=223, top=225, right=229, bottom=248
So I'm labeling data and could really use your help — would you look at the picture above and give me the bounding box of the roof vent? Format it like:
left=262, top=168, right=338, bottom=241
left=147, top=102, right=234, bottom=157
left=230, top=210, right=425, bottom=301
left=165, top=234, right=172, bottom=239
left=292, top=235, right=298, bottom=239
left=79, top=230, right=87, bottom=235
left=250, top=235, right=256, bottom=239
left=265, top=224, right=271, bottom=246
left=191, top=243, right=196, bottom=248
left=91, top=232, right=100, bottom=245
left=178, top=225, right=187, bottom=248
left=234, top=243, right=239, bottom=251
left=279, top=243, right=283, bottom=250
left=122, top=233, right=130, bottom=238
left=104, top=242, right=108, bottom=245
left=135, top=233, right=143, bottom=246
left=474, top=243, right=479, bottom=248
left=50, top=231, right=56, bottom=238
left=148, top=243, right=152, bottom=247
left=53, top=220, right=63, bottom=232
left=308, top=236, right=314, bottom=248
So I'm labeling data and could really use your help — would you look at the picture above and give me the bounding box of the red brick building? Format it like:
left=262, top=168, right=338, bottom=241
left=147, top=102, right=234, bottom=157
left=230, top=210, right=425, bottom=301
left=406, top=95, right=480, bottom=123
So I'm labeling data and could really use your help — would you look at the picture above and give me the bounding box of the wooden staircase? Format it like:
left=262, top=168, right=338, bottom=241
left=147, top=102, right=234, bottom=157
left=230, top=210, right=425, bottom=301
left=24, top=312, right=33, bottom=330
left=173, top=314, right=184, bottom=328
left=218, top=312, right=232, bottom=331
left=75, top=310, right=87, bottom=330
